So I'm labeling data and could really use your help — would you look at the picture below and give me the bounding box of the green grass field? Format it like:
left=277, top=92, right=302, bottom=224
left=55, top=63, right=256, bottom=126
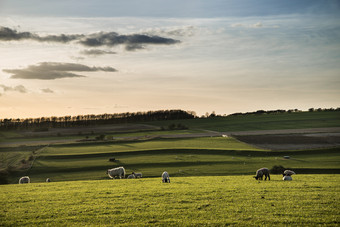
left=1, top=111, right=340, bottom=226
left=1, top=175, right=339, bottom=226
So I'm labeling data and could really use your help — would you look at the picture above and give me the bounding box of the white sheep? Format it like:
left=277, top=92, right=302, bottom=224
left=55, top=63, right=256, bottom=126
left=127, top=174, right=136, bottom=179
left=162, top=171, right=170, bottom=183
left=134, top=173, right=142, bottom=178
left=46, top=178, right=51, bottom=182
left=254, top=168, right=270, bottom=180
left=18, top=176, right=30, bottom=184
left=107, top=166, right=125, bottom=179
left=283, top=170, right=296, bottom=176
left=283, top=175, right=293, bottom=181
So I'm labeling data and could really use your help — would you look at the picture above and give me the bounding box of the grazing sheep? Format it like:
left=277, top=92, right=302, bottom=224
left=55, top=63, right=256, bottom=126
left=283, top=175, right=293, bottom=181
left=107, top=166, right=125, bottom=179
left=18, top=176, right=30, bottom=184
left=46, top=178, right=51, bottom=182
left=134, top=172, right=142, bottom=178
left=162, top=171, right=170, bottom=183
left=127, top=174, right=136, bottom=179
left=283, top=170, right=296, bottom=176
left=254, top=168, right=270, bottom=180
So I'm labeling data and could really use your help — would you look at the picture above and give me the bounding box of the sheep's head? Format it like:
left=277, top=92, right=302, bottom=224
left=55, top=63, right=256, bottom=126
left=254, top=176, right=258, bottom=180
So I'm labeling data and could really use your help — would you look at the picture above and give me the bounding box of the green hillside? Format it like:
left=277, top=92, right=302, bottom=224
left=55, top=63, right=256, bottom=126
left=147, top=111, right=340, bottom=131
left=1, top=110, right=339, bottom=184
left=12, top=137, right=340, bottom=183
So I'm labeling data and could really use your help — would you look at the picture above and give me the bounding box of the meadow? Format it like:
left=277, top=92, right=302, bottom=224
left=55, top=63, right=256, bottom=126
left=1, top=175, right=339, bottom=226
left=1, top=110, right=339, bottom=183
left=0, top=110, right=339, bottom=226
left=2, top=136, right=338, bottom=183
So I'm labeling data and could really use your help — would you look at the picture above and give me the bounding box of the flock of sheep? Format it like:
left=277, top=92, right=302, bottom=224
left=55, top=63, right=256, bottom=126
left=18, top=167, right=295, bottom=184
left=254, top=167, right=296, bottom=181
left=106, top=166, right=170, bottom=182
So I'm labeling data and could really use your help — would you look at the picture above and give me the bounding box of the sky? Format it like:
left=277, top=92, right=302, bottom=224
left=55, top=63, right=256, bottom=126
left=0, top=0, right=339, bottom=118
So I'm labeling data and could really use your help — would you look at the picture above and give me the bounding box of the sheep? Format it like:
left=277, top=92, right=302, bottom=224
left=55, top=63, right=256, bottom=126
left=162, top=171, right=170, bottom=183
left=283, top=175, right=293, bottom=181
left=107, top=166, right=125, bottom=179
left=46, top=178, right=51, bottom=182
left=283, top=170, right=296, bottom=177
left=127, top=174, right=136, bottom=179
left=254, top=168, right=270, bottom=180
left=134, top=172, right=142, bottom=178
left=18, top=176, right=30, bottom=184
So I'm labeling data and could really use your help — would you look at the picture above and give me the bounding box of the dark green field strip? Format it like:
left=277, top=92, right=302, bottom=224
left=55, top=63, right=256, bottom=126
left=29, top=161, right=249, bottom=173
left=147, top=111, right=340, bottom=131
left=38, top=149, right=258, bottom=159
left=291, top=168, right=340, bottom=174
left=38, top=147, right=340, bottom=160
left=0, top=145, right=46, bottom=152
left=48, top=136, right=222, bottom=148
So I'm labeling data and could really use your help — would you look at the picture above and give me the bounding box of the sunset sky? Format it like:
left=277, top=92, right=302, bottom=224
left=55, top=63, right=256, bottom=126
left=1, top=0, right=339, bottom=118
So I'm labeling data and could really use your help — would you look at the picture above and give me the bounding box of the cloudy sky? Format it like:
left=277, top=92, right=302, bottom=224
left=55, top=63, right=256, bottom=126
left=0, top=0, right=339, bottom=118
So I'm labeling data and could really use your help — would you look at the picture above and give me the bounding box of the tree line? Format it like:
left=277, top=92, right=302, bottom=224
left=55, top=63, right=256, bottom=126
left=0, top=110, right=196, bottom=131
left=226, top=107, right=340, bottom=117
left=1, top=107, right=339, bottom=130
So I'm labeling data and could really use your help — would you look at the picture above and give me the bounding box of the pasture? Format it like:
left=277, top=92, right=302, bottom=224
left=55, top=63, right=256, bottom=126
left=0, top=110, right=339, bottom=183
left=1, top=110, right=339, bottom=225
left=3, top=136, right=339, bottom=183
left=1, top=175, right=339, bottom=226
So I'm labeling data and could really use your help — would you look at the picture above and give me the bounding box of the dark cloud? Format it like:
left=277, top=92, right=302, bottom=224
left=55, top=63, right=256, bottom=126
left=79, top=32, right=180, bottom=49
left=38, top=34, right=84, bottom=43
left=125, top=44, right=145, bottom=51
left=80, top=49, right=117, bottom=56
left=0, top=26, right=82, bottom=43
left=0, top=84, right=28, bottom=93
left=0, top=26, right=36, bottom=41
left=3, top=62, right=118, bottom=80
left=0, top=26, right=180, bottom=50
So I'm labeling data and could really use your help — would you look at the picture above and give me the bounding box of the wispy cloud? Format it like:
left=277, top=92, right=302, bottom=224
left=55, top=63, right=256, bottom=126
left=80, top=49, right=117, bottom=56
left=41, top=88, right=54, bottom=93
left=231, top=22, right=264, bottom=28
left=3, top=62, right=117, bottom=80
left=0, top=84, right=28, bottom=95
left=0, top=26, right=180, bottom=51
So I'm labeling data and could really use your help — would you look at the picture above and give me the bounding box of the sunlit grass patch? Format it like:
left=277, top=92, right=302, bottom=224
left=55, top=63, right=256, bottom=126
left=1, top=175, right=339, bottom=226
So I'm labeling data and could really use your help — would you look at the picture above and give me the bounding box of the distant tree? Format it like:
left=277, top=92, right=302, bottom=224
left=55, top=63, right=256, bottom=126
left=209, top=111, right=216, bottom=118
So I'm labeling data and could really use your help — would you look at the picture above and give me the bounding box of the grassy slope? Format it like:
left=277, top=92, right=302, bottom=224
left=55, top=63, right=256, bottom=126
left=146, top=111, right=340, bottom=131
left=21, top=137, right=340, bottom=183
left=1, top=111, right=340, bottom=183
left=1, top=175, right=339, bottom=226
